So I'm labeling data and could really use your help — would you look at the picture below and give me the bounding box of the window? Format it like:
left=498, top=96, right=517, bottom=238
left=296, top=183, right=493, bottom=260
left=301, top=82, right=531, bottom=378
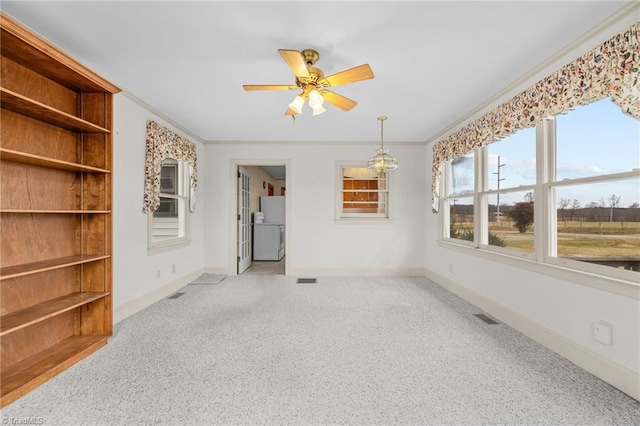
left=548, top=99, right=640, bottom=277
left=442, top=98, right=640, bottom=282
left=148, top=157, right=190, bottom=250
left=482, top=128, right=537, bottom=255
left=445, top=153, right=475, bottom=244
left=337, top=165, right=390, bottom=219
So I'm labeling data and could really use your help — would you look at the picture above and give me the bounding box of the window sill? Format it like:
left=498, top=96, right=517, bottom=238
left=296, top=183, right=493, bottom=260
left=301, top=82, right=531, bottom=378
left=335, top=217, right=394, bottom=225
left=147, top=238, right=191, bottom=255
left=437, top=240, right=640, bottom=300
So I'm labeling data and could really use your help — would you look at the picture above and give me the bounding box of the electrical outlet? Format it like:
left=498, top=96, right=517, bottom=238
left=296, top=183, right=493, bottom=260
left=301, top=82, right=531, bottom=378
left=172, top=264, right=176, bottom=273
left=594, top=320, right=612, bottom=345
left=156, top=270, right=161, bottom=279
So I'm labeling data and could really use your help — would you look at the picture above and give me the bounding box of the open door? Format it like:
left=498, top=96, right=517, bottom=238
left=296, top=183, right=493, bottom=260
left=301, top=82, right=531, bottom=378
left=237, top=166, right=251, bottom=273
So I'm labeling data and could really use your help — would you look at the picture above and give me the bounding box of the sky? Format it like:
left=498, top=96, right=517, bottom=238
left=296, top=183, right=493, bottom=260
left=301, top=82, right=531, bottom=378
left=484, top=97, right=640, bottom=207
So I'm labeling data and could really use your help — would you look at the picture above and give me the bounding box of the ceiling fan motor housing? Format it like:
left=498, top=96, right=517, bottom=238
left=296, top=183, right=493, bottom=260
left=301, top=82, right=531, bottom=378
left=296, top=66, right=325, bottom=89
left=301, top=49, right=319, bottom=66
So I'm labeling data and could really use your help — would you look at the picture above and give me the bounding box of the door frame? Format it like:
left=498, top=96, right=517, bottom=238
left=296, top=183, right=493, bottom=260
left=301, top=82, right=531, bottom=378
left=237, top=166, right=252, bottom=274
left=228, top=159, right=290, bottom=276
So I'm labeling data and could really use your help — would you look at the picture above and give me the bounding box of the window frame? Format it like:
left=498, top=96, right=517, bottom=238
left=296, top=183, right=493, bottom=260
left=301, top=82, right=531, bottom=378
left=440, top=103, right=640, bottom=286
left=543, top=114, right=640, bottom=281
left=147, top=157, right=191, bottom=253
left=336, top=162, right=393, bottom=222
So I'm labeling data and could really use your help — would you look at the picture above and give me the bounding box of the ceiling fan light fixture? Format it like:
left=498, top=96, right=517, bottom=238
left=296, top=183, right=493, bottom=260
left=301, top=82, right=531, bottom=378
left=244, top=49, right=374, bottom=117
left=311, top=103, right=326, bottom=116
left=367, top=116, right=398, bottom=172
left=308, top=89, right=324, bottom=107
left=288, top=94, right=305, bottom=114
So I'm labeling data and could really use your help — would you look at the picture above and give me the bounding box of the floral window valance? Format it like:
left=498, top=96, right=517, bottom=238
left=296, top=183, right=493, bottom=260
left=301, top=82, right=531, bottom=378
left=142, top=120, right=198, bottom=213
left=431, top=22, right=639, bottom=213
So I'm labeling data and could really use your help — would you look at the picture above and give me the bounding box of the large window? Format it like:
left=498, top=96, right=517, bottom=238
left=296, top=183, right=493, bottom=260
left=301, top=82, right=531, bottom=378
left=442, top=98, right=640, bottom=281
left=148, top=157, right=190, bottom=249
left=445, top=153, right=475, bottom=244
left=337, top=165, right=390, bottom=219
left=549, top=99, right=640, bottom=276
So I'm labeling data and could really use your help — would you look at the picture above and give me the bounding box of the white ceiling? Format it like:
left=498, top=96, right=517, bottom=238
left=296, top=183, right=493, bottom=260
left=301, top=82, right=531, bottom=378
left=1, top=1, right=629, bottom=144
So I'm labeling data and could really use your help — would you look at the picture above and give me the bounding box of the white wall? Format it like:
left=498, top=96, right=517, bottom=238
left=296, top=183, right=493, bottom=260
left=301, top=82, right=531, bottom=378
left=202, top=143, right=426, bottom=276
left=112, top=93, right=205, bottom=322
left=422, top=11, right=640, bottom=400
left=424, top=141, right=639, bottom=399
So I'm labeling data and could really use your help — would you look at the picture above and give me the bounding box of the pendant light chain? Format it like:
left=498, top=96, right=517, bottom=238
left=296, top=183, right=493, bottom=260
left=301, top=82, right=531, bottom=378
left=380, top=116, right=384, bottom=150
left=367, top=115, right=397, bottom=172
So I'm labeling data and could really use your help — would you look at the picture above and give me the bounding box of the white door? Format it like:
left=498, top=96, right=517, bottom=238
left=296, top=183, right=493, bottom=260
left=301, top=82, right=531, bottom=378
left=237, top=166, right=251, bottom=273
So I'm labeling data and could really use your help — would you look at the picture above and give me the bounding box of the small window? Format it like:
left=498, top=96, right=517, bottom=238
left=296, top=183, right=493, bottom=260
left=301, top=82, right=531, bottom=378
left=338, top=165, right=389, bottom=219
left=154, top=161, right=178, bottom=218
left=148, top=158, right=190, bottom=250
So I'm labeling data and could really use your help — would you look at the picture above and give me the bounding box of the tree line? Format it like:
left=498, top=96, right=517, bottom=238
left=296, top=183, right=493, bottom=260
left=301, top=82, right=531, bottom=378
left=450, top=194, right=640, bottom=234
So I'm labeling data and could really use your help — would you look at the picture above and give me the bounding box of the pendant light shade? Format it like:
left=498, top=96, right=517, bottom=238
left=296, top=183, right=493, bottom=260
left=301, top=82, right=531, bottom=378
left=367, top=116, right=398, bottom=172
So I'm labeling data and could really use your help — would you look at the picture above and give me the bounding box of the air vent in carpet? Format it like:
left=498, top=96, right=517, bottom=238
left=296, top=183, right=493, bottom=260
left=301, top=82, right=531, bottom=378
left=474, top=313, right=499, bottom=324
left=297, top=278, right=317, bottom=284
left=168, top=292, right=185, bottom=299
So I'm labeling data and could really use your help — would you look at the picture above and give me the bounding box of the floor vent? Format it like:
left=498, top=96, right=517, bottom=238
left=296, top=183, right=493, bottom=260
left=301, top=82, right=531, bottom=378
left=297, top=278, right=317, bottom=284
left=168, top=292, right=185, bottom=299
left=474, top=313, right=499, bottom=324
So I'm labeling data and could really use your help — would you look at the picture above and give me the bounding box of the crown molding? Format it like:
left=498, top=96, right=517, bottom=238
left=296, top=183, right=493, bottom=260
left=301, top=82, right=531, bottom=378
left=120, top=90, right=206, bottom=144
left=202, top=139, right=426, bottom=146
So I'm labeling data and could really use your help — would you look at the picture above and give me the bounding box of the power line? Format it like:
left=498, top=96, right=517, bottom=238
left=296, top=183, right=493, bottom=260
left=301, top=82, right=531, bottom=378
left=493, top=155, right=506, bottom=224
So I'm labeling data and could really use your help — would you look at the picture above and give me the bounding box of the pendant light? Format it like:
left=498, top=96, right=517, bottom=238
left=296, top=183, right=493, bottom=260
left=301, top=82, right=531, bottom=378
left=367, top=116, right=398, bottom=172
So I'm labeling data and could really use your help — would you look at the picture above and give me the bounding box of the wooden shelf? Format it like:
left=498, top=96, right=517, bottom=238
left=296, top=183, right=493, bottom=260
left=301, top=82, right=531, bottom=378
left=0, top=148, right=110, bottom=173
left=0, top=87, right=110, bottom=134
left=1, top=11, right=117, bottom=408
left=0, top=254, right=110, bottom=280
left=1, top=210, right=111, bottom=214
left=0, top=292, right=109, bottom=336
left=0, top=334, right=108, bottom=407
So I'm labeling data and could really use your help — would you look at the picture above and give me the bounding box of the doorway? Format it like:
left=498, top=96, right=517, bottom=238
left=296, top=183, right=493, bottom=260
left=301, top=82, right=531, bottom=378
left=232, top=161, right=288, bottom=276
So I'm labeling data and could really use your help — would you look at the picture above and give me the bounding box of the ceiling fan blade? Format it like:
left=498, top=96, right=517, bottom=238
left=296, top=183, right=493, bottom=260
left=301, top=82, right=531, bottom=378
left=320, top=90, right=358, bottom=111
left=243, top=84, right=298, bottom=91
left=278, top=49, right=310, bottom=79
left=323, top=64, right=374, bottom=87
left=284, top=107, right=297, bottom=116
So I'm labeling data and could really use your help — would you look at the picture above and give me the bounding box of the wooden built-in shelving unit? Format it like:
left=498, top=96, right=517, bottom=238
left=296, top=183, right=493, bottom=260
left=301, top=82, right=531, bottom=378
left=0, top=12, right=120, bottom=407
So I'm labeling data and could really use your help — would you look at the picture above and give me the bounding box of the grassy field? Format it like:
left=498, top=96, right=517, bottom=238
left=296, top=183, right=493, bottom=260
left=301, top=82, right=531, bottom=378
left=451, top=220, right=640, bottom=257
left=552, top=220, right=639, bottom=235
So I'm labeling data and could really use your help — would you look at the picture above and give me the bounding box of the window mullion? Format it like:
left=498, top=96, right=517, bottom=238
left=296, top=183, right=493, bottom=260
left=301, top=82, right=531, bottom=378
left=476, top=147, right=486, bottom=247
left=538, top=117, right=556, bottom=261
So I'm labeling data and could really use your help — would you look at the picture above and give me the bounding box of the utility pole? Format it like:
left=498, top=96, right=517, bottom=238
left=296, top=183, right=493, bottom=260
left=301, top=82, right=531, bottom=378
left=493, top=155, right=506, bottom=225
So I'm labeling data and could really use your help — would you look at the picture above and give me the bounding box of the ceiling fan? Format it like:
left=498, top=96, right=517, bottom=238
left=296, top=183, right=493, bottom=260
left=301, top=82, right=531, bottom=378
left=242, top=49, right=374, bottom=116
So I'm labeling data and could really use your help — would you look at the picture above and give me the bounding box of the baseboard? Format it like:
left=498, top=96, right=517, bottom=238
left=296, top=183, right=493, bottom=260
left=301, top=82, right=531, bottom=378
left=286, top=267, right=427, bottom=277
left=203, top=267, right=230, bottom=275
left=113, top=269, right=203, bottom=324
left=424, top=269, right=640, bottom=402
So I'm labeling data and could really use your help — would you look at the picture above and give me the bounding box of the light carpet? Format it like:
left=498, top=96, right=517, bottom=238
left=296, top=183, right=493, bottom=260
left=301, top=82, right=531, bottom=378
left=188, top=273, right=226, bottom=285
left=2, top=275, right=639, bottom=425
